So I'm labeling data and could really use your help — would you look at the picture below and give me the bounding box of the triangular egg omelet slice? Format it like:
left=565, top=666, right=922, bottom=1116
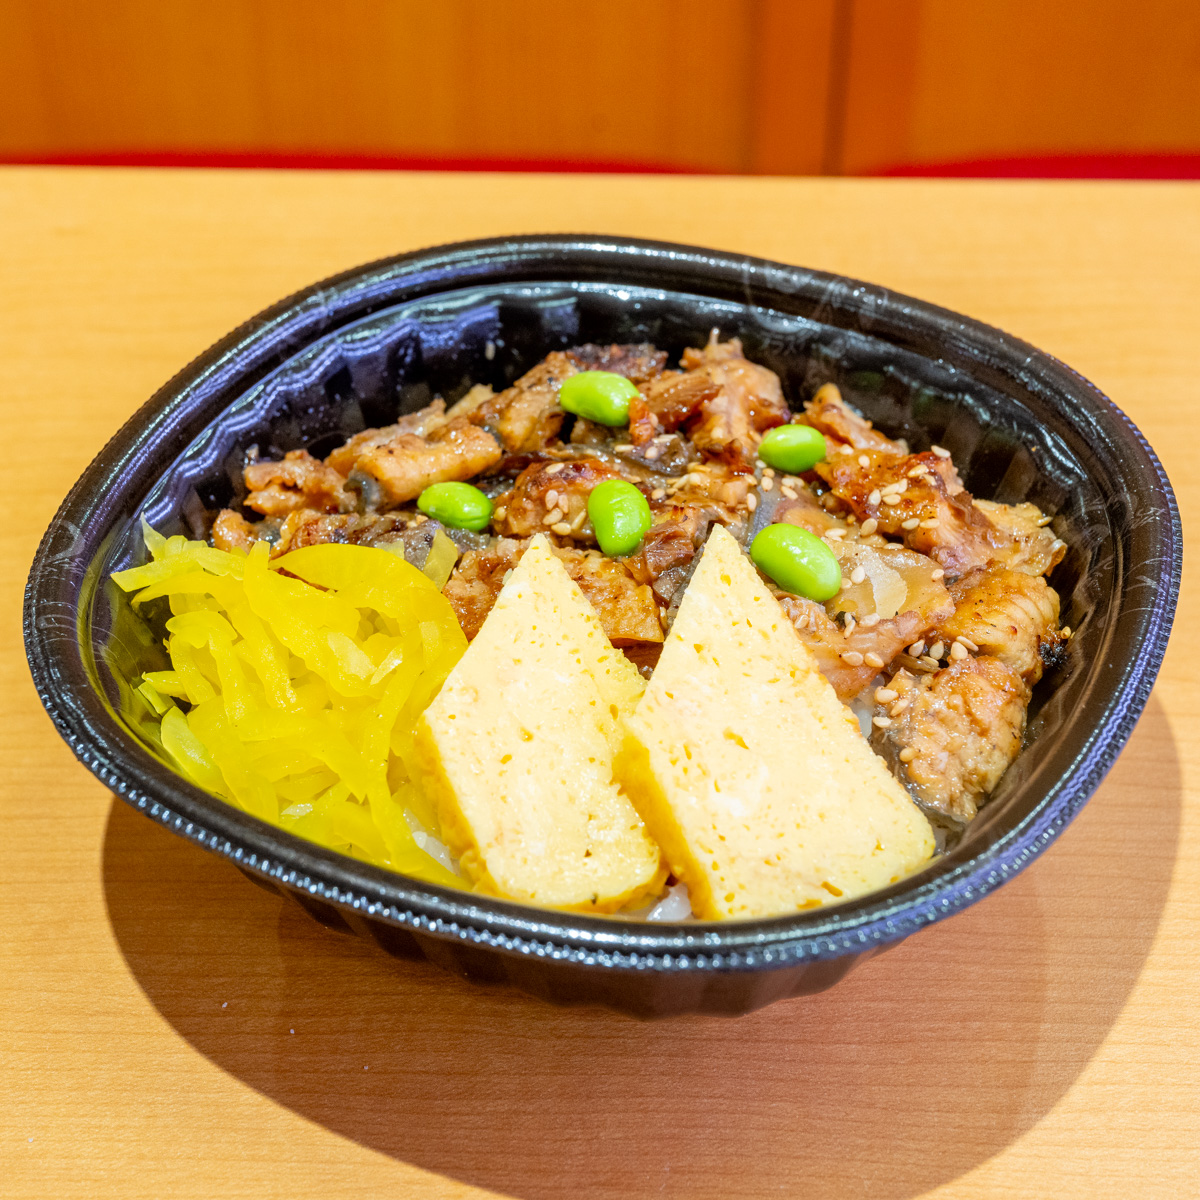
left=414, top=535, right=666, bottom=912
left=616, top=525, right=934, bottom=920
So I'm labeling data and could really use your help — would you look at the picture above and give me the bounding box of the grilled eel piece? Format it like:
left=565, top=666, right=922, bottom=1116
left=870, top=657, right=1029, bottom=826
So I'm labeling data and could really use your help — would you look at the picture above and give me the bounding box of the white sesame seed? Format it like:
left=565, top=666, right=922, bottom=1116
left=825, top=528, right=846, bottom=540
left=860, top=517, right=878, bottom=536
left=1036, top=514, right=1054, bottom=526
left=919, top=518, right=940, bottom=529
left=875, top=687, right=898, bottom=703
left=901, top=517, right=921, bottom=530
left=861, top=613, right=880, bottom=627
left=899, top=747, right=917, bottom=762
left=883, top=494, right=902, bottom=506
left=746, top=492, right=758, bottom=511
left=651, top=487, right=666, bottom=500
left=545, top=462, right=566, bottom=474
left=955, top=635, right=979, bottom=651
left=761, top=476, right=774, bottom=492
left=931, top=568, right=945, bottom=580
left=542, top=510, right=562, bottom=525
left=551, top=522, right=572, bottom=535
left=783, top=476, right=801, bottom=487
left=920, top=654, right=940, bottom=669
left=850, top=565, right=866, bottom=584
left=864, top=651, right=885, bottom=669
left=880, top=482, right=902, bottom=496
left=493, top=505, right=508, bottom=521
left=1062, top=625, right=1073, bottom=638
left=949, top=642, right=968, bottom=660
left=844, top=614, right=857, bottom=633
left=858, top=455, right=870, bottom=467
left=571, top=510, right=587, bottom=531
left=872, top=715, right=892, bottom=728
left=932, top=445, right=951, bottom=458
left=841, top=650, right=864, bottom=666
left=761, top=466, right=775, bottom=477
left=840, top=444, right=854, bottom=454
left=781, top=485, right=798, bottom=500
left=868, top=489, right=882, bottom=506
left=928, top=641, right=945, bottom=659
left=644, top=445, right=661, bottom=461
left=613, top=443, right=633, bottom=453
left=908, top=466, right=928, bottom=478
left=889, top=699, right=910, bottom=716
left=909, top=640, right=926, bottom=657
left=545, top=489, right=559, bottom=508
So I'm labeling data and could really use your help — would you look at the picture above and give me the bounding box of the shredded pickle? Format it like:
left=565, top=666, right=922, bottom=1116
left=113, top=522, right=467, bottom=888
left=421, top=528, right=460, bottom=589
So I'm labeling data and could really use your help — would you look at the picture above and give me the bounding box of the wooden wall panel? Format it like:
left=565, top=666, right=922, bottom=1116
left=748, top=0, right=838, bottom=175
left=908, top=0, right=1200, bottom=161
left=3, top=0, right=1199, bottom=174
left=0, top=0, right=836, bottom=173
left=833, top=0, right=921, bottom=175
left=837, top=0, right=1200, bottom=174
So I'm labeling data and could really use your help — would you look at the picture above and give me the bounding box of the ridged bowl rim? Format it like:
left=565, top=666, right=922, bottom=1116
left=23, top=235, right=1182, bottom=974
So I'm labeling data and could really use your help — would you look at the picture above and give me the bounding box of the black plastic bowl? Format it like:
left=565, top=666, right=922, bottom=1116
left=25, top=236, right=1180, bottom=1017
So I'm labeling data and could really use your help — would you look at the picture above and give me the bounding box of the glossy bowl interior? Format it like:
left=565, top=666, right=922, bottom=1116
left=25, top=236, right=1180, bottom=1016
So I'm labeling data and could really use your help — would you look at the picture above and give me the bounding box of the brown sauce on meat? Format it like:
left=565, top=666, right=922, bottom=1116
left=212, top=335, right=1067, bottom=832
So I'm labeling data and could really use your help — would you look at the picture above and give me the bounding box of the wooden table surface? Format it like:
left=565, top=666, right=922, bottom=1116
left=2, top=168, right=1197, bottom=1199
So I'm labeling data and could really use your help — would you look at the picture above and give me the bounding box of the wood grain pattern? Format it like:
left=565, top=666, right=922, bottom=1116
left=838, top=0, right=1200, bottom=173
left=749, top=0, right=837, bottom=174
left=908, top=0, right=1200, bottom=162
left=1, top=169, right=1198, bottom=1198
left=6, top=1, right=1200, bottom=176
left=0, top=0, right=811, bottom=172
left=833, top=0, right=921, bottom=175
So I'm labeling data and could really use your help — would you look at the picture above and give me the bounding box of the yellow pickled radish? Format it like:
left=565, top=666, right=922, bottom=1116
left=111, top=523, right=466, bottom=889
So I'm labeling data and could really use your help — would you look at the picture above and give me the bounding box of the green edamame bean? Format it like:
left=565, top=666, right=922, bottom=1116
left=750, top=523, right=842, bottom=602
left=559, top=371, right=640, bottom=427
left=587, top=479, right=652, bottom=557
left=417, top=481, right=493, bottom=532
left=758, top=424, right=828, bottom=474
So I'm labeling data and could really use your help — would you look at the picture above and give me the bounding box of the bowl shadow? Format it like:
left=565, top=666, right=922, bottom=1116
left=102, top=693, right=1180, bottom=1200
